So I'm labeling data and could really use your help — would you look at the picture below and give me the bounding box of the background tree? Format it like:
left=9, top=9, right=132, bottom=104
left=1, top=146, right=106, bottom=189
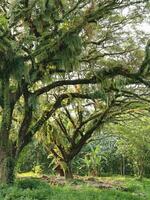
left=104, top=116, right=150, bottom=179
left=36, top=83, right=150, bottom=179
left=37, top=97, right=113, bottom=179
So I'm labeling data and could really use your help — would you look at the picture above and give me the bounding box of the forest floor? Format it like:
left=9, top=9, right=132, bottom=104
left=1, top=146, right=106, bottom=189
left=0, top=174, right=150, bottom=200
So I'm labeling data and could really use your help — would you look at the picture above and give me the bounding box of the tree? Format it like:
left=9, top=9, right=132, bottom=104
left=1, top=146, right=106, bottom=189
left=104, top=116, right=150, bottom=179
left=37, top=97, right=115, bottom=179
left=37, top=84, right=150, bottom=179
left=0, top=0, right=149, bottom=183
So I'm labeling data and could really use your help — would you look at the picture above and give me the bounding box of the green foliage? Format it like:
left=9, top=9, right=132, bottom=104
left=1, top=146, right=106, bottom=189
left=15, top=178, right=48, bottom=190
left=53, top=33, right=82, bottom=70
left=0, top=15, right=8, bottom=30
left=82, top=145, right=103, bottom=176
left=16, top=141, right=50, bottom=174
left=32, top=165, right=43, bottom=175
left=0, top=179, right=51, bottom=200
left=104, top=117, right=150, bottom=178
left=0, top=177, right=150, bottom=200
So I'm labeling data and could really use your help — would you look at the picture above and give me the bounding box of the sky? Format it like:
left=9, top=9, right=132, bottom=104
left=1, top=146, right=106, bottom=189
left=140, top=22, right=150, bottom=33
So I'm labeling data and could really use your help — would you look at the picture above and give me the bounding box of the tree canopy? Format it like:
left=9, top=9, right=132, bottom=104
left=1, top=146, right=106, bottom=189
left=0, top=0, right=150, bottom=183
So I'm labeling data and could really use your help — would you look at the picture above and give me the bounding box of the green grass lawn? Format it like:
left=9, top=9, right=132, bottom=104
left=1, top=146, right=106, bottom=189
left=0, top=176, right=150, bottom=200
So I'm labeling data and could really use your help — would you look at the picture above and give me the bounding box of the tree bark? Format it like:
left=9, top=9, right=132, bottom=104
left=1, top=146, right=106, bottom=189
left=138, top=163, right=144, bottom=180
left=0, top=147, right=15, bottom=184
left=122, top=156, right=125, bottom=176
left=64, top=162, right=73, bottom=180
left=54, top=164, right=64, bottom=176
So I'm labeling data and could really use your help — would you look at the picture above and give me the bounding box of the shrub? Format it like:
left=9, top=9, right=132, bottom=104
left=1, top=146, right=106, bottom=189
left=0, top=179, right=51, bottom=200
left=15, top=178, right=49, bottom=190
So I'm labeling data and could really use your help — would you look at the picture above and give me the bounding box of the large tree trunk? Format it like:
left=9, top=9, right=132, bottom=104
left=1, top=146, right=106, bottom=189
left=64, top=162, right=73, bottom=180
left=0, top=147, right=15, bottom=184
left=54, top=164, right=64, bottom=176
left=0, top=77, right=15, bottom=184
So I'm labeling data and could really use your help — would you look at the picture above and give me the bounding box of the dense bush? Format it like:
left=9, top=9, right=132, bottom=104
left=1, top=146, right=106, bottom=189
left=15, top=178, right=49, bottom=190
left=0, top=179, right=51, bottom=200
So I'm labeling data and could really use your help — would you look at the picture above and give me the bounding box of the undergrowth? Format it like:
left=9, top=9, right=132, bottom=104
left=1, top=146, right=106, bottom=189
left=0, top=177, right=150, bottom=200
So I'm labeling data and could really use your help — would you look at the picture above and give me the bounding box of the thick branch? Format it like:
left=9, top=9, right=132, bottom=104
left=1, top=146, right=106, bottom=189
left=34, top=77, right=97, bottom=96
left=55, top=117, right=73, bottom=144
left=17, top=92, right=94, bottom=153
left=68, top=101, right=114, bottom=161
left=33, top=67, right=133, bottom=96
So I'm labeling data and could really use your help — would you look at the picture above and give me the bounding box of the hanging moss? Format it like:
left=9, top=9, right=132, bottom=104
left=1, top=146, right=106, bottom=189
left=52, top=33, right=82, bottom=70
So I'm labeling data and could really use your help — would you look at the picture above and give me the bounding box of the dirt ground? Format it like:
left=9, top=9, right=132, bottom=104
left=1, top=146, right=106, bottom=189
left=41, top=175, right=128, bottom=191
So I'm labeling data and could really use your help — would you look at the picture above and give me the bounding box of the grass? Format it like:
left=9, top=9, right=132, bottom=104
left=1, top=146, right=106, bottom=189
left=0, top=176, right=150, bottom=200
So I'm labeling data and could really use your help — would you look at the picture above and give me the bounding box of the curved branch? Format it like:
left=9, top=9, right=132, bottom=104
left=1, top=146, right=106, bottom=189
left=33, top=66, right=140, bottom=97
left=17, top=92, right=95, bottom=153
